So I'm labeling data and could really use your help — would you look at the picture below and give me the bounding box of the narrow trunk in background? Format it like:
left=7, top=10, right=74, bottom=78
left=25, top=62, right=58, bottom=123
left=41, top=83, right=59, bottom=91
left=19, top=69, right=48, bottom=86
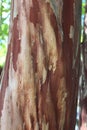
left=0, top=0, right=81, bottom=130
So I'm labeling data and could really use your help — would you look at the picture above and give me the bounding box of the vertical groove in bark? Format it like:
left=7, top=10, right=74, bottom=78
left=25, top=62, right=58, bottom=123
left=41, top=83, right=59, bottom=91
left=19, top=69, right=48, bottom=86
left=62, top=0, right=74, bottom=129
left=62, top=0, right=81, bottom=130
left=0, top=0, right=81, bottom=130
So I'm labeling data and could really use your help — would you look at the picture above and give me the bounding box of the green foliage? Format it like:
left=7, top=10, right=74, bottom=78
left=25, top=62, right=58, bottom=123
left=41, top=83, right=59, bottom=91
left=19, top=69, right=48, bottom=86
left=0, top=0, right=11, bottom=67
left=0, top=44, right=7, bottom=66
left=82, top=3, right=85, bottom=15
left=80, top=1, right=86, bottom=42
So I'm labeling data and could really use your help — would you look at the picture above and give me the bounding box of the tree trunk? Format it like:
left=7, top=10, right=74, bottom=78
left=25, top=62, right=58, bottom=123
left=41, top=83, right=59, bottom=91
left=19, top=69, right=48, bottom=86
left=0, top=0, right=81, bottom=130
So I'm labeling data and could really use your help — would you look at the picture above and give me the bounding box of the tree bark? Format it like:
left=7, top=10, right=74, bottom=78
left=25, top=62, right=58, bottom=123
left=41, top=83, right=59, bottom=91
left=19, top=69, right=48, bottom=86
left=0, top=0, right=81, bottom=130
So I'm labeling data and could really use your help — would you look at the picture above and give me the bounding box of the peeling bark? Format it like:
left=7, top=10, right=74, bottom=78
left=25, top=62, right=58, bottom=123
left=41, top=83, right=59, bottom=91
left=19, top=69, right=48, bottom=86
left=0, top=0, right=81, bottom=130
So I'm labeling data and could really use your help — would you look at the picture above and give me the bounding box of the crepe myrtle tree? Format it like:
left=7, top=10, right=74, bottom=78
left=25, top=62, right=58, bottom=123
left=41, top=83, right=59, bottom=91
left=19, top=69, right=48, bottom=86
left=0, top=0, right=81, bottom=130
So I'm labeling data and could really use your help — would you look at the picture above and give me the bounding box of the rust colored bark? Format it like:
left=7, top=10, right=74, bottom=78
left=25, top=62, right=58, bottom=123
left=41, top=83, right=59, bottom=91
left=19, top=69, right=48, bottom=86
left=62, top=0, right=81, bottom=129
left=0, top=0, right=81, bottom=130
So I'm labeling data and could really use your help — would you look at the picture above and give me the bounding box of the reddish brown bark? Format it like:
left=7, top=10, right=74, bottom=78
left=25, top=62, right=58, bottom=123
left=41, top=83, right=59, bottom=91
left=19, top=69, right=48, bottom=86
left=0, top=0, right=81, bottom=130
left=63, top=0, right=81, bottom=129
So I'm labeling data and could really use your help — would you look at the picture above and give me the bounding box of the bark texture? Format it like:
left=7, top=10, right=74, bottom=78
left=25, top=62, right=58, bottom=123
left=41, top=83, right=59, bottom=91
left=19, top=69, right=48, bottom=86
left=0, top=0, right=81, bottom=130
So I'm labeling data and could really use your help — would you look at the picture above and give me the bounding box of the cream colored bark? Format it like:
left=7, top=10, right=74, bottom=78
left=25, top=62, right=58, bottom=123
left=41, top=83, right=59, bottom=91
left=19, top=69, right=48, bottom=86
left=0, top=0, right=81, bottom=130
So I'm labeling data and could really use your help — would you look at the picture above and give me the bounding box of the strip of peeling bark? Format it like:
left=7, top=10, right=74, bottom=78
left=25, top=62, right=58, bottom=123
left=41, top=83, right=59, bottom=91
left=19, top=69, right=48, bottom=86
left=62, top=0, right=81, bottom=129
left=0, top=0, right=81, bottom=130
